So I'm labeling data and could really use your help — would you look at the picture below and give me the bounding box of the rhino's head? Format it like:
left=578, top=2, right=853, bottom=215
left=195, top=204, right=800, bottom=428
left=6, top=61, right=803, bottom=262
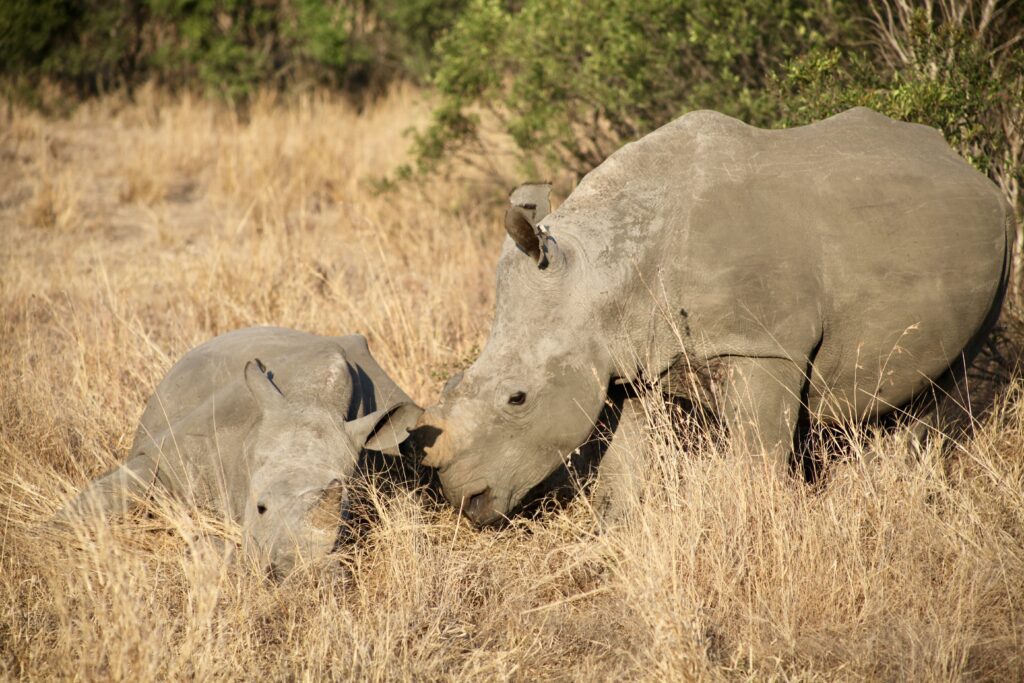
left=417, top=183, right=612, bottom=526
left=240, top=357, right=420, bottom=578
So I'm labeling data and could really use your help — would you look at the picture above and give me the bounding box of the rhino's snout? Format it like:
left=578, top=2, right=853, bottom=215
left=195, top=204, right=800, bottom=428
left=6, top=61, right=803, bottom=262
left=265, top=558, right=288, bottom=581
left=464, top=486, right=504, bottom=527
left=258, top=534, right=319, bottom=580
left=416, top=407, right=515, bottom=526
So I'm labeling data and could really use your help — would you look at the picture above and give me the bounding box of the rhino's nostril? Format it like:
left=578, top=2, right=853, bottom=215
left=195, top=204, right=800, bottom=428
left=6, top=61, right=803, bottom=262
left=466, top=487, right=491, bottom=519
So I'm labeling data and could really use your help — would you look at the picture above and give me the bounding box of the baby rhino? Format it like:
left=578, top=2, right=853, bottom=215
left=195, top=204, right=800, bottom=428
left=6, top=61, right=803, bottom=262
left=61, top=327, right=422, bottom=577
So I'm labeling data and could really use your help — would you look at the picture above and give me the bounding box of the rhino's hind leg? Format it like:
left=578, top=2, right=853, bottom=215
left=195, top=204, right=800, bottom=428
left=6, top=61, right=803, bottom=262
left=59, top=452, right=158, bottom=521
left=718, top=357, right=808, bottom=477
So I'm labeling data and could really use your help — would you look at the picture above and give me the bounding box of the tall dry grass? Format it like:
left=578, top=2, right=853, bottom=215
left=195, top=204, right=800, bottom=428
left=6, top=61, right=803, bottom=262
left=2, top=85, right=1023, bottom=680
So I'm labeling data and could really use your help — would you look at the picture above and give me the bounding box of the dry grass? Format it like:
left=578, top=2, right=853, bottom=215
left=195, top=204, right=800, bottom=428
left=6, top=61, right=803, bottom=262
left=2, top=85, right=1024, bottom=681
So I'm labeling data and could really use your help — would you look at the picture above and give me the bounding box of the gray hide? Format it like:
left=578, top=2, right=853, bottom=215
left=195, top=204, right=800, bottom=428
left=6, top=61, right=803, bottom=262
left=417, top=107, right=1015, bottom=526
left=61, top=326, right=422, bottom=576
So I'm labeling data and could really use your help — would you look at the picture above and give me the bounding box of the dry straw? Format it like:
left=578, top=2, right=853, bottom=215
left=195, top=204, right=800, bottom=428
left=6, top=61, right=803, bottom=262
left=1, top=85, right=1022, bottom=680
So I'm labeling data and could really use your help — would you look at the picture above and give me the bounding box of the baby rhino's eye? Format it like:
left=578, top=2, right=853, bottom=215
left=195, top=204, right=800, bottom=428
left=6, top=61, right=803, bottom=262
left=508, top=391, right=526, bottom=406
left=257, top=503, right=268, bottom=515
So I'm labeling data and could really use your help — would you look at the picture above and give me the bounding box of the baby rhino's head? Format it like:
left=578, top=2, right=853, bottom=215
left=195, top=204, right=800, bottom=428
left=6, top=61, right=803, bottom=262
left=239, top=356, right=420, bottom=578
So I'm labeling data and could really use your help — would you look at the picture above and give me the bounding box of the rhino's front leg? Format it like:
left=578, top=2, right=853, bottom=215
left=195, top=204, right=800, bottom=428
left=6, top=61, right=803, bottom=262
left=718, top=357, right=807, bottom=477
left=592, top=396, right=645, bottom=524
left=58, top=452, right=158, bottom=521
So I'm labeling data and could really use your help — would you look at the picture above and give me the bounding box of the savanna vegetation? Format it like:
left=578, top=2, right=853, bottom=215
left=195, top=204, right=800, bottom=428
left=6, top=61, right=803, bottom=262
left=2, top=0, right=1024, bottom=679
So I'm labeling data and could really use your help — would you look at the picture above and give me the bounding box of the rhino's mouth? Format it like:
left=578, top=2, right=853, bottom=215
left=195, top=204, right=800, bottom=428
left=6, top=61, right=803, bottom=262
left=330, top=499, right=357, bottom=551
left=464, top=486, right=497, bottom=524
left=495, top=443, right=605, bottom=526
left=465, top=463, right=577, bottom=528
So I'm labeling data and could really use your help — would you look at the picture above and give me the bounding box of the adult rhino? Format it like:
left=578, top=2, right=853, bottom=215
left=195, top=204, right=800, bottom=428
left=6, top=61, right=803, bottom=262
left=61, top=327, right=422, bottom=577
left=417, top=107, right=1016, bottom=527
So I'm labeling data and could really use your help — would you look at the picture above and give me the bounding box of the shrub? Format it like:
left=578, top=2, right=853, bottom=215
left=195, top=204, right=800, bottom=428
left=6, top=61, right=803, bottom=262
left=375, top=0, right=467, bottom=82
left=0, top=0, right=465, bottom=103
left=408, top=0, right=854, bottom=177
left=774, top=3, right=1023, bottom=220
left=0, top=0, right=71, bottom=75
left=1, top=0, right=143, bottom=101
left=408, top=0, right=1021, bottom=221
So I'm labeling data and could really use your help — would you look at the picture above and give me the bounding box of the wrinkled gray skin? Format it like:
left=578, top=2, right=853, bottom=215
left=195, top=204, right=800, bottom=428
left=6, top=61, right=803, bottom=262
left=61, top=327, right=422, bottom=577
left=418, top=107, right=1015, bottom=526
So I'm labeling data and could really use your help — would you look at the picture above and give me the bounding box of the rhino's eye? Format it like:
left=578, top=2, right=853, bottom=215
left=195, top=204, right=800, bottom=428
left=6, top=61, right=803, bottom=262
left=508, top=391, right=527, bottom=406
left=257, top=503, right=268, bottom=515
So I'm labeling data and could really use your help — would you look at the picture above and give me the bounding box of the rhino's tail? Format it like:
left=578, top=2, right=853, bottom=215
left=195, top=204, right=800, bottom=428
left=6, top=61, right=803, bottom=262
left=1005, top=201, right=1020, bottom=308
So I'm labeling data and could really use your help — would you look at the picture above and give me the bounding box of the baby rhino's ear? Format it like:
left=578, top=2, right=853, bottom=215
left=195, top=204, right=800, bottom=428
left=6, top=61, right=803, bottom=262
left=344, top=402, right=424, bottom=456
left=244, top=359, right=287, bottom=413
left=316, top=349, right=355, bottom=405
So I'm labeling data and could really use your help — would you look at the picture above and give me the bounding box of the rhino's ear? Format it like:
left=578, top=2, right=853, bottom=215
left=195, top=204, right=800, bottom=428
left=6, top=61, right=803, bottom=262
left=244, top=359, right=286, bottom=413
left=316, top=349, right=355, bottom=406
left=345, top=402, right=424, bottom=456
left=509, top=182, right=551, bottom=224
left=505, top=182, right=554, bottom=266
left=505, top=207, right=542, bottom=260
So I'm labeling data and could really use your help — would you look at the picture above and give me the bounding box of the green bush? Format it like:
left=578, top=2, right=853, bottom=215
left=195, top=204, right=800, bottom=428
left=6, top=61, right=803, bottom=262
left=1, top=0, right=142, bottom=100
left=0, top=0, right=465, bottom=103
left=408, top=0, right=854, bottom=177
left=3, top=0, right=1020, bottom=216
left=408, top=0, right=1021, bottom=218
left=375, top=0, right=467, bottom=81
left=773, top=6, right=1023, bottom=219
left=0, top=1, right=71, bottom=75
left=144, top=0, right=371, bottom=100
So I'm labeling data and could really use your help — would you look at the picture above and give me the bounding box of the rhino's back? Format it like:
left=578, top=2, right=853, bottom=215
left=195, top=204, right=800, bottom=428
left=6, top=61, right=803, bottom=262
left=591, top=106, right=1006, bottom=252
left=563, top=108, right=1011, bottom=420
left=138, top=328, right=338, bottom=432
left=132, top=327, right=411, bottom=507
left=136, top=327, right=415, bottom=445
left=746, top=109, right=1010, bottom=416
